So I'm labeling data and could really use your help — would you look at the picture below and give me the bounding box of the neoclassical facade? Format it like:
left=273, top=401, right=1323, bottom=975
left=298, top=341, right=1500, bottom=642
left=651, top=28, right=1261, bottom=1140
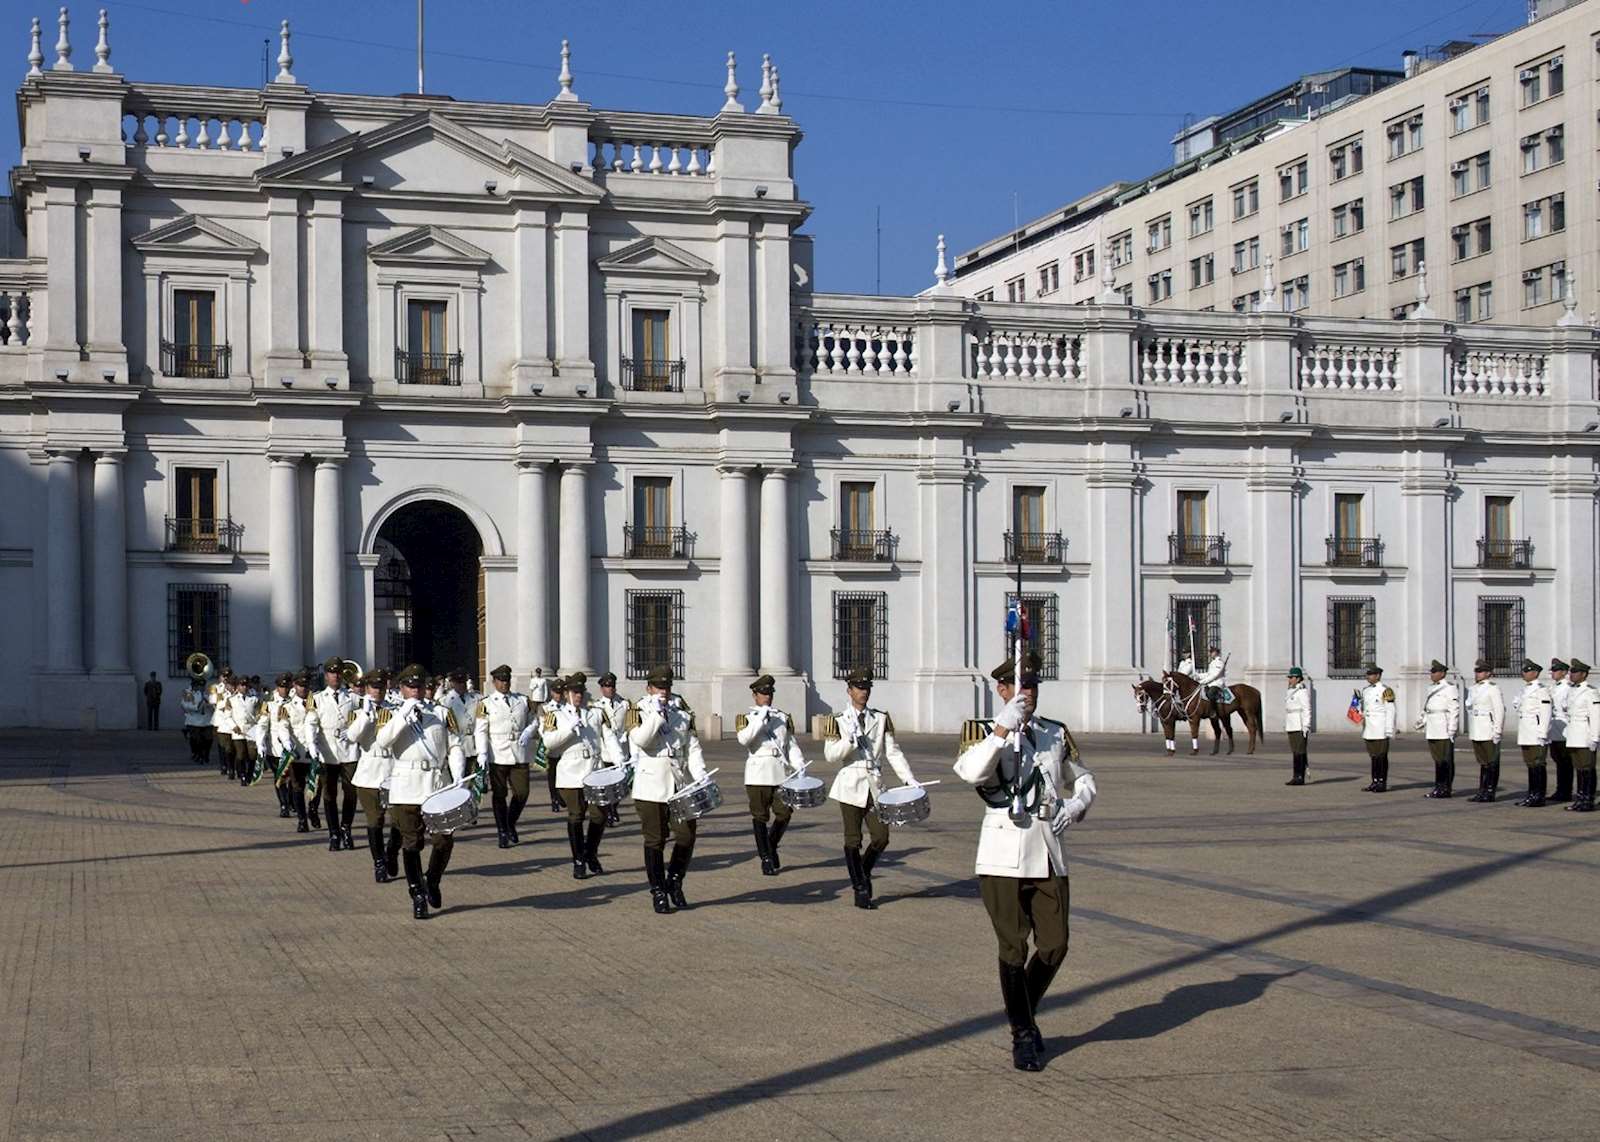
left=2, top=13, right=1597, bottom=733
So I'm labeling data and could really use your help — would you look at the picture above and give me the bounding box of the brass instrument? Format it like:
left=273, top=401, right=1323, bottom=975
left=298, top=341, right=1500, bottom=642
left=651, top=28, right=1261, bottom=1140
left=185, top=652, right=214, bottom=682
left=339, top=659, right=362, bottom=687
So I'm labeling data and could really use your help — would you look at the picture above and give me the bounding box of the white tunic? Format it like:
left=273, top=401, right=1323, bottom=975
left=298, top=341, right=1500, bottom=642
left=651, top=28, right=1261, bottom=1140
left=1283, top=682, right=1312, bottom=734
left=542, top=705, right=625, bottom=790
left=1467, top=680, right=1505, bottom=742
left=594, top=694, right=631, bottom=734
left=310, top=687, right=358, bottom=765
left=1419, top=681, right=1460, bottom=740
left=347, top=696, right=396, bottom=789
left=230, top=692, right=263, bottom=752
left=528, top=676, right=551, bottom=704
left=737, top=706, right=807, bottom=787
left=474, top=690, right=534, bottom=766
left=1514, top=680, right=1552, bottom=747
left=1563, top=682, right=1598, bottom=751
left=266, top=694, right=296, bottom=758
left=628, top=698, right=707, bottom=803
left=439, top=688, right=480, bottom=759
left=953, top=718, right=1096, bottom=879
left=374, top=700, right=465, bottom=806
left=1195, top=655, right=1226, bottom=688
left=209, top=682, right=232, bottom=733
left=1550, top=679, right=1570, bottom=741
left=180, top=684, right=212, bottom=728
left=824, top=706, right=918, bottom=808
left=1359, top=683, right=1396, bottom=741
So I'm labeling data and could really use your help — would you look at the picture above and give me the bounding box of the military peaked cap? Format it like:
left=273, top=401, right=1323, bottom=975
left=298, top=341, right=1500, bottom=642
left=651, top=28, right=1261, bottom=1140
left=322, top=656, right=342, bottom=674
left=990, top=651, right=1044, bottom=686
left=448, top=668, right=468, bottom=683
left=489, top=664, right=513, bottom=682
left=551, top=675, right=570, bottom=692
left=1551, top=657, right=1570, bottom=672
left=1364, top=663, right=1383, bottom=675
left=1428, top=659, right=1448, bottom=673
left=1570, top=658, right=1590, bottom=673
left=566, top=672, right=588, bottom=689
left=397, top=664, right=427, bottom=687
left=1521, top=658, right=1541, bottom=673
left=1287, top=666, right=1304, bottom=679
left=1474, top=659, right=1492, bottom=673
left=274, top=672, right=293, bottom=689
left=598, top=672, right=618, bottom=687
left=294, top=670, right=313, bottom=686
left=646, top=665, right=675, bottom=688
left=845, top=667, right=874, bottom=688
left=750, top=674, right=776, bottom=694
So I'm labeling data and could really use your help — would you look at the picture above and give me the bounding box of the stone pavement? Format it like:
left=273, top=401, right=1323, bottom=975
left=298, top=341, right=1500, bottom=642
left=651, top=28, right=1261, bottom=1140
left=3, top=726, right=1599, bottom=1141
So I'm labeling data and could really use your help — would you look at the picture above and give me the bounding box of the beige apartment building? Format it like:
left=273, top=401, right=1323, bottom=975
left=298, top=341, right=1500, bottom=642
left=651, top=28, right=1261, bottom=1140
left=948, top=0, right=1597, bottom=326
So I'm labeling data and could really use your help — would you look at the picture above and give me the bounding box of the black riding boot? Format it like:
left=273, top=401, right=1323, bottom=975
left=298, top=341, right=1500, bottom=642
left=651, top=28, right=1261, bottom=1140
left=275, top=784, right=292, bottom=818
left=1568, top=769, right=1596, bottom=812
left=604, top=802, right=621, bottom=827
left=307, top=797, right=321, bottom=829
left=327, top=818, right=342, bottom=851
left=1488, top=761, right=1500, bottom=800
left=367, top=828, right=390, bottom=882
left=1424, top=761, right=1444, bottom=798
left=844, top=847, right=873, bottom=910
left=999, top=960, right=1042, bottom=1072
left=568, top=821, right=589, bottom=880
left=1520, top=764, right=1547, bottom=807
left=507, top=794, right=526, bottom=844
left=666, top=846, right=691, bottom=909
left=584, top=820, right=606, bottom=874
left=1363, top=755, right=1380, bottom=793
left=1440, top=754, right=1456, bottom=798
left=1468, top=765, right=1493, bottom=803
left=644, top=848, right=673, bottom=914
left=1372, top=754, right=1388, bottom=793
left=292, top=786, right=309, bottom=830
left=547, top=765, right=564, bottom=813
left=862, top=844, right=885, bottom=902
left=753, top=820, right=777, bottom=876
left=403, top=850, right=427, bottom=919
left=1551, top=751, right=1573, bottom=802
left=385, top=827, right=402, bottom=877
left=1285, top=754, right=1305, bottom=786
left=424, top=844, right=450, bottom=909
left=768, top=818, right=788, bottom=871
left=492, top=800, right=510, bottom=848
left=1024, top=954, right=1061, bottom=1054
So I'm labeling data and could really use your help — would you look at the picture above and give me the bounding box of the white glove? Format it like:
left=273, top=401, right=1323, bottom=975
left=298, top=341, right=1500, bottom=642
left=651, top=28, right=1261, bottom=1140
left=1052, top=797, right=1084, bottom=836
left=399, top=697, right=420, bottom=719
left=993, top=696, right=1028, bottom=733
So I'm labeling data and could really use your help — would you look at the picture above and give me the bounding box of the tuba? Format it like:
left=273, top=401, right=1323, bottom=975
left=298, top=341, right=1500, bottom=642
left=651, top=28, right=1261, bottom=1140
left=339, top=659, right=362, bottom=687
left=186, top=652, right=214, bottom=682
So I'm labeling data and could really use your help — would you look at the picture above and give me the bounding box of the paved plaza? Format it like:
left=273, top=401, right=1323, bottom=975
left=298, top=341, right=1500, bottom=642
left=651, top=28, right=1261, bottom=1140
left=3, top=726, right=1599, bottom=1141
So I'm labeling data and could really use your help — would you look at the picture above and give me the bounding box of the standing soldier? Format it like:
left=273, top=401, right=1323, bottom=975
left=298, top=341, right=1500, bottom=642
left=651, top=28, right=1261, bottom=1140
left=375, top=665, right=466, bottom=920
left=627, top=667, right=708, bottom=914
left=143, top=671, right=163, bottom=731
left=737, top=674, right=807, bottom=874
left=1359, top=664, right=1396, bottom=793
left=1548, top=658, right=1573, bottom=802
left=1417, top=660, right=1460, bottom=799
left=1563, top=659, right=1597, bottom=812
left=310, top=658, right=360, bottom=850
left=180, top=674, right=213, bottom=766
left=593, top=672, right=631, bottom=826
left=475, top=664, right=535, bottom=848
left=1465, top=659, right=1506, bottom=803
left=541, top=672, right=625, bottom=879
left=438, top=670, right=480, bottom=783
left=823, top=669, right=922, bottom=910
left=348, top=673, right=400, bottom=881
left=529, top=667, right=552, bottom=706
left=1283, top=667, right=1312, bottom=786
left=1513, top=658, right=1553, bottom=806
left=954, top=652, right=1096, bottom=1072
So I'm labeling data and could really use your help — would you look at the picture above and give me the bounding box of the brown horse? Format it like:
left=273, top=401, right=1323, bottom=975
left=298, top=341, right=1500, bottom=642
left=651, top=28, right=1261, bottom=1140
left=1162, top=671, right=1265, bottom=755
left=1132, top=677, right=1187, bottom=756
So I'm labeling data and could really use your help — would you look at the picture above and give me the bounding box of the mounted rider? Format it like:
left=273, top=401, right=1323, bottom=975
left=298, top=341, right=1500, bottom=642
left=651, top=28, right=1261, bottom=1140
left=1195, top=645, right=1228, bottom=718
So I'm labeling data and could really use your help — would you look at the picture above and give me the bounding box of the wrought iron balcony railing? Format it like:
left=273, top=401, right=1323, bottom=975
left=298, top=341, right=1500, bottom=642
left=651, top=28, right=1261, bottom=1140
left=165, top=516, right=243, bottom=554
left=1004, top=531, right=1067, bottom=564
left=624, top=525, right=689, bottom=559
left=620, top=356, right=686, bottom=393
left=831, top=528, right=895, bottom=562
left=395, top=349, right=463, bottom=385
left=1326, top=536, right=1383, bottom=568
left=160, top=340, right=231, bottom=379
left=1477, top=538, right=1532, bottom=569
left=1168, top=532, right=1229, bottom=567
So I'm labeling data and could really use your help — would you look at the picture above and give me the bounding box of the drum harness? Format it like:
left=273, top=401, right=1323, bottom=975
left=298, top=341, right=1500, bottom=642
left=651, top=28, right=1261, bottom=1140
left=976, top=720, right=1083, bottom=824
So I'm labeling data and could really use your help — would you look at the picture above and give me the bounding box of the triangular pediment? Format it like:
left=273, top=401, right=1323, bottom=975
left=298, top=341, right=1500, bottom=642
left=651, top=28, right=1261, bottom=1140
left=131, top=214, right=260, bottom=257
left=368, top=225, right=493, bottom=268
left=595, top=236, right=715, bottom=279
left=256, top=110, right=601, bottom=202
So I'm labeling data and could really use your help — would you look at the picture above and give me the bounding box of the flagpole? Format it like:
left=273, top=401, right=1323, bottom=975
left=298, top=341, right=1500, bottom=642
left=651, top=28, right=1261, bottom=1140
left=417, top=0, right=425, bottom=95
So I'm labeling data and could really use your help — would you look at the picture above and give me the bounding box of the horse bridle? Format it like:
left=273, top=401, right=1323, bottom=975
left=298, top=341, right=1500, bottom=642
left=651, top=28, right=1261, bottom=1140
left=1136, top=680, right=1178, bottom=722
left=1163, top=676, right=1206, bottom=721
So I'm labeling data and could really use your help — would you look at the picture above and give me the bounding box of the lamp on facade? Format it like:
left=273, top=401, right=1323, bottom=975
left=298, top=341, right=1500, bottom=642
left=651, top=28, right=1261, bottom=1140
left=1432, top=416, right=1450, bottom=428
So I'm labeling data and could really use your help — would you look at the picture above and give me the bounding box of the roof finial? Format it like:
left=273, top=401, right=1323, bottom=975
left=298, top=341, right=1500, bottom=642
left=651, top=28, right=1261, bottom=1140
left=1410, top=259, right=1434, bottom=319
left=1098, top=240, right=1120, bottom=303
left=27, top=16, right=43, bottom=77
left=933, top=234, right=949, bottom=288
left=770, top=65, right=782, bottom=114
left=93, top=9, right=111, bottom=73
left=1558, top=274, right=1582, bottom=326
left=556, top=38, right=578, bottom=102
left=757, top=53, right=774, bottom=111
left=1258, top=253, right=1280, bottom=312
left=275, top=19, right=295, bottom=84
left=53, top=6, right=72, bottom=71
left=721, top=51, right=743, bottom=113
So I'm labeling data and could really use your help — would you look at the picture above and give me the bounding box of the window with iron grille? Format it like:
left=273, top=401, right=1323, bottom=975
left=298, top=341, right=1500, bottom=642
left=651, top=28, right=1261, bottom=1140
left=1003, top=592, right=1059, bottom=680
left=625, top=589, right=684, bottom=679
left=833, top=591, right=887, bottom=679
left=1168, top=595, right=1219, bottom=667
left=1478, top=596, right=1525, bottom=673
left=1327, top=596, right=1376, bottom=678
left=167, top=583, right=229, bottom=677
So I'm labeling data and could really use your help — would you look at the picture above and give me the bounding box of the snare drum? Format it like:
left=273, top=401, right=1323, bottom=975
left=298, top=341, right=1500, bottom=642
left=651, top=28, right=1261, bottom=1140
left=582, top=765, right=633, bottom=807
left=777, top=774, right=827, bottom=810
left=874, top=784, right=931, bottom=827
left=420, top=785, right=477, bottom=835
left=667, top=776, right=723, bottom=825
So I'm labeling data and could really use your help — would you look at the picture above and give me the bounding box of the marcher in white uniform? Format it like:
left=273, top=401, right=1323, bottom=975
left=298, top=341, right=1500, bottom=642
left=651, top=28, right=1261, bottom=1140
left=474, top=664, right=537, bottom=848
left=737, top=674, right=807, bottom=876
left=347, top=673, right=399, bottom=881
left=1548, top=658, right=1573, bottom=802
left=438, top=669, right=480, bottom=780
left=824, top=668, right=920, bottom=910
left=1466, top=659, right=1506, bottom=803
left=374, top=665, right=466, bottom=920
left=309, top=658, right=360, bottom=850
left=1562, top=659, right=1597, bottom=813
left=1283, top=667, right=1313, bottom=785
left=593, top=672, right=631, bottom=826
left=1513, top=658, right=1553, bottom=807
left=628, top=666, right=708, bottom=915
left=541, top=672, right=625, bottom=880
left=1359, top=664, right=1397, bottom=793
left=181, top=678, right=213, bottom=766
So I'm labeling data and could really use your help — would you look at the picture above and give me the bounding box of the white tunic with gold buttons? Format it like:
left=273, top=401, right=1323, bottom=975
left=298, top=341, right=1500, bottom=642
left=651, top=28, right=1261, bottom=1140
left=954, top=717, right=1096, bottom=878
left=374, top=700, right=465, bottom=807
left=823, top=706, right=918, bottom=808
left=627, top=698, right=707, bottom=803
left=736, top=706, right=806, bottom=787
left=542, top=705, right=625, bottom=791
left=474, top=690, right=534, bottom=766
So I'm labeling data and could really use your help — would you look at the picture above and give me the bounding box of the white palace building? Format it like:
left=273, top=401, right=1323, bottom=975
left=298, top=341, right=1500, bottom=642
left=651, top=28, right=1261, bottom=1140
left=1, top=11, right=1597, bottom=733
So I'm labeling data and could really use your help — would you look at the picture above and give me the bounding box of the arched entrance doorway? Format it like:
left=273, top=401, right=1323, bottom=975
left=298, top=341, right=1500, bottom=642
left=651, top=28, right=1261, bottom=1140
left=373, top=500, right=485, bottom=680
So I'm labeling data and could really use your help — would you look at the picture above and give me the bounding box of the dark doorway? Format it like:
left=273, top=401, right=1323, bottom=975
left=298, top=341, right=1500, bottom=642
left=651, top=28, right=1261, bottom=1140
left=374, top=501, right=483, bottom=677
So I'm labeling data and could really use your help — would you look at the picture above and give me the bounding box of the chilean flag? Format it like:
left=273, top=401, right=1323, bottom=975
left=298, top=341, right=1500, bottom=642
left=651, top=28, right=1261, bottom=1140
left=1006, top=599, right=1030, bottom=641
left=1346, top=690, right=1363, bottom=725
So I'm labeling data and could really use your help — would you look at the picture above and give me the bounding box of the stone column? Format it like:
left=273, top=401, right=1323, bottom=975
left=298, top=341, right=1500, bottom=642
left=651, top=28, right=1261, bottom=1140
left=1084, top=455, right=1140, bottom=729
left=43, top=184, right=79, bottom=375
left=758, top=469, right=793, bottom=673
left=45, top=451, right=84, bottom=672
left=517, top=462, right=551, bottom=675
left=311, top=457, right=345, bottom=659
left=90, top=453, right=128, bottom=673
left=512, top=208, right=551, bottom=386
left=1245, top=457, right=1300, bottom=726
left=1549, top=462, right=1599, bottom=655
left=269, top=455, right=303, bottom=669
left=914, top=455, right=978, bottom=728
left=85, top=185, right=124, bottom=360
left=557, top=464, right=591, bottom=672
left=719, top=466, right=754, bottom=674
left=306, top=195, right=345, bottom=371
left=716, top=216, right=755, bottom=383
left=753, top=216, right=794, bottom=383
left=552, top=208, right=594, bottom=385
left=1401, top=459, right=1453, bottom=703
left=265, top=194, right=301, bottom=375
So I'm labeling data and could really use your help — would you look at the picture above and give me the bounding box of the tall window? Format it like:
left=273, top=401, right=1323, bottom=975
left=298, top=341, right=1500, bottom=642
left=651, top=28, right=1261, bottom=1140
left=842, top=481, right=874, bottom=535
left=1012, top=485, right=1045, bottom=540
left=833, top=591, right=887, bottom=679
left=1329, top=138, right=1363, bottom=181
left=405, top=299, right=450, bottom=382
left=1188, top=198, right=1213, bottom=237
left=1169, top=595, right=1219, bottom=667
left=1038, top=261, right=1060, bottom=295
left=1278, top=159, right=1308, bottom=202
left=1280, top=218, right=1309, bottom=258
left=625, top=589, right=683, bottom=678
left=1231, top=180, right=1258, bottom=220
left=630, top=476, right=673, bottom=556
left=1072, top=247, right=1096, bottom=282
left=630, top=308, right=673, bottom=389
left=168, top=584, right=229, bottom=677
left=1334, top=493, right=1362, bottom=542
left=1189, top=254, right=1215, bottom=288
left=1328, top=596, right=1376, bottom=678
left=1478, top=596, right=1525, bottom=672
left=1485, top=496, right=1513, bottom=546
left=171, top=289, right=216, bottom=377
left=174, top=467, right=218, bottom=549
left=1003, top=592, right=1059, bottom=679
left=1005, top=277, right=1027, bottom=302
left=1331, top=199, right=1364, bottom=239
left=1147, top=215, right=1172, bottom=252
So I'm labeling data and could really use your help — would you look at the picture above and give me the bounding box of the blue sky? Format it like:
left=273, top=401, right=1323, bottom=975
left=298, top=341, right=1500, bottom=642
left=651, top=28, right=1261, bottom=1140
left=5, top=0, right=1529, bottom=295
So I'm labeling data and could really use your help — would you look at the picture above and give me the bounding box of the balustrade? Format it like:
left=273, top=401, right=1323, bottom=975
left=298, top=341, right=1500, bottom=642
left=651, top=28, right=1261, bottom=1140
left=970, top=329, right=1084, bottom=380
left=1451, top=351, right=1548, bottom=397
left=1139, top=336, right=1246, bottom=386
left=589, top=138, right=713, bottom=176
left=1298, top=343, right=1401, bottom=392
left=794, top=320, right=916, bottom=377
left=0, top=288, right=33, bottom=348
left=124, top=110, right=267, bottom=153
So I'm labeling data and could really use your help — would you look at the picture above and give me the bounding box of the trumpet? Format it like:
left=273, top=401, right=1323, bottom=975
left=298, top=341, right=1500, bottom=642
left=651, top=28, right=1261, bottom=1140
left=185, top=652, right=214, bottom=682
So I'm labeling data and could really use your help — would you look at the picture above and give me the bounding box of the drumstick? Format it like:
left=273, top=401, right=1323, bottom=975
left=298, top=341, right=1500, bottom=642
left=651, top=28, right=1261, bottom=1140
left=913, top=780, right=941, bottom=787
